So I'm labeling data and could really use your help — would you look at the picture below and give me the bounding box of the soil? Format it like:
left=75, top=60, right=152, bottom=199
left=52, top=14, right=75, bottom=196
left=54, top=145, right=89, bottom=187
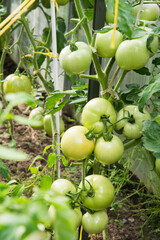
left=1, top=54, right=160, bottom=240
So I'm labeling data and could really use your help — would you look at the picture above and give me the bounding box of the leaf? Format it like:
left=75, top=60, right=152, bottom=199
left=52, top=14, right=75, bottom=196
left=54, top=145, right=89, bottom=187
left=53, top=197, right=76, bottom=240
left=0, top=145, right=29, bottom=161
left=40, top=175, right=52, bottom=190
left=131, top=29, right=146, bottom=39
left=106, top=0, right=135, bottom=37
left=138, top=74, right=160, bottom=112
left=56, top=17, right=66, bottom=33
left=61, top=155, right=69, bottom=167
left=48, top=153, right=56, bottom=168
left=133, top=67, right=151, bottom=76
left=11, top=184, right=25, bottom=197
left=142, top=120, right=160, bottom=158
left=84, top=8, right=94, bottom=21
left=47, top=99, right=70, bottom=114
left=5, top=93, right=36, bottom=108
left=146, top=34, right=155, bottom=53
left=57, top=30, right=66, bottom=54
left=29, top=167, right=39, bottom=174
left=0, top=160, right=11, bottom=181
left=45, top=93, right=66, bottom=110
left=152, top=57, right=160, bottom=67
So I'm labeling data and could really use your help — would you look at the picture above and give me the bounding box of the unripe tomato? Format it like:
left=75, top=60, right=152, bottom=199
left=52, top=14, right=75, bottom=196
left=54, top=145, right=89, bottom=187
left=29, top=107, right=44, bottom=130
left=56, top=0, right=69, bottom=5
left=155, top=158, right=160, bottom=176
left=115, top=37, right=150, bottom=70
left=133, top=4, right=159, bottom=21
left=105, top=9, right=114, bottom=24
left=116, top=105, right=151, bottom=139
left=60, top=126, right=95, bottom=161
left=81, top=98, right=117, bottom=134
left=51, top=178, right=76, bottom=196
left=4, top=74, right=31, bottom=94
left=43, top=114, right=65, bottom=136
left=41, top=0, right=50, bottom=8
left=94, top=135, right=124, bottom=165
left=59, top=42, right=92, bottom=74
left=79, top=174, right=115, bottom=211
left=82, top=210, right=108, bottom=234
left=95, top=29, right=123, bottom=58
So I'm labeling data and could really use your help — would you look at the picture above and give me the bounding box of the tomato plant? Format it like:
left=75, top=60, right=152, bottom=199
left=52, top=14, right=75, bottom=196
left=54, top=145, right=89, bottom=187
left=3, top=74, right=31, bottom=94
left=81, top=98, right=117, bottom=134
left=59, top=41, right=92, bottom=74
left=56, top=0, right=69, bottom=6
left=29, top=107, right=44, bottom=130
left=79, top=174, right=115, bottom=211
left=41, top=0, right=50, bottom=8
left=61, top=126, right=95, bottom=161
left=133, top=4, right=159, bottom=21
left=116, top=105, right=151, bottom=139
left=43, top=114, right=65, bottom=136
left=82, top=210, right=108, bottom=234
left=95, top=29, right=123, bottom=58
left=94, top=135, right=124, bottom=165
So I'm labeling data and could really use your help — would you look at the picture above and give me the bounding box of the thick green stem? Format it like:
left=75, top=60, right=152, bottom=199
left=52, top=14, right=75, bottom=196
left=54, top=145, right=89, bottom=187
left=114, top=70, right=128, bottom=92
left=103, top=228, right=109, bottom=240
left=82, top=159, right=86, bottom=190
left=124, top=138, right=142, bottom=150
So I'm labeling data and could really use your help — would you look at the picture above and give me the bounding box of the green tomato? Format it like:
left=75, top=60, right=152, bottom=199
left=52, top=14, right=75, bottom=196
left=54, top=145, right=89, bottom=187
left=133, top=4, right=159, bottom=21
left=94, top=135, right=124, bottom=165
left=116, top=105, right=151, bottom=139
left=29, top=107, right=44, bottom=130
left=141, top=27, right=159, bottom=57
left=4, top=74, right=31, bottom=94
left=60, top=126, right=95, bottom=161
left=56, top=0, right=69, bottom=5
left=41, top=0, right=50, bottom=8
left=95, top=29, right=123, bottom=58
left=43, top=114, right=65, bottom=136
left=59, top=42, right=92, bottom=74
left=81, top=98, right=117, bottom=134
left=105, top=9, right=114, bottom=24
left=155, top=158, right=160, bottom=176
left=79, top=174, right=115, bottom=211
left=115, top=37, right=150, bottom=70
left=51, top=178, right=76, bottom=196
left=82, top=210, right=108, bottom=234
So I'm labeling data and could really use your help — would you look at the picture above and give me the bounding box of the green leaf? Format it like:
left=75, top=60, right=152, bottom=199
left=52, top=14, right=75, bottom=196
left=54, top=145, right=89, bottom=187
left=61, top=155, right=69, bottom=167
left=106, top=0, right=135, bottom=37
left=0, top=160, right=11, bottom=181
left=133, top=67, right=151, bottom=76
left=47, top=99, right=70, bottom=114
left=53, top=197, right=76, bottom=240
left=84, top=8, right=94, bottom=21
left=152, top=57, right=160, bottom=67
left=56, top=17, right=66, bottom=33
left=146, top=34, right=155, bottom=53
left=131, top=29, right=146, bottom=39
left=48, top=153, right=56, bottom=168
left=11, top=184, right=25, bottom=197
left=138, top=74, right=160, bottom=112
left=43, top=145, right=52, bottom=155
left=0, top=145, right=29, bottom=161
left=45, top=93, right=66, bottom=110
left=40, top=175, right=52, bottom=190
left=57, top=30, right=66, bottom=54
left=29, top=166, right=39, bottom=174
left=142, top=120, right=160, bottom=158
left=5, top=93, right=36, bottom=108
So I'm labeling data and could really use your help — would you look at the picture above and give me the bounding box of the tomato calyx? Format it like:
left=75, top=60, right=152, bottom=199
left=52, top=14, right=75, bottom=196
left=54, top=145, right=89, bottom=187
left=69, top=42, right=78, bottom=52
left=85, top=129, right=95, bottom=140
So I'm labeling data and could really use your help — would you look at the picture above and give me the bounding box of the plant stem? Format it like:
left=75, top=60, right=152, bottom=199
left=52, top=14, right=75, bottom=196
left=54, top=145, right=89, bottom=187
left=103, top=228, right=109, bottom=240
left=124, top=138, right=142, bottom=150
left=114, top=70, right=128, bottom=92
left=82, top=159, right=86, bottom=190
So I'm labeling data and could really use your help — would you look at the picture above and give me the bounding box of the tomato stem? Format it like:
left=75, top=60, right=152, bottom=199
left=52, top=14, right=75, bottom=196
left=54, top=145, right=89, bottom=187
left=124, top=138, right=142, bottom=150
left=82, top=159, right=86, bottom=190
